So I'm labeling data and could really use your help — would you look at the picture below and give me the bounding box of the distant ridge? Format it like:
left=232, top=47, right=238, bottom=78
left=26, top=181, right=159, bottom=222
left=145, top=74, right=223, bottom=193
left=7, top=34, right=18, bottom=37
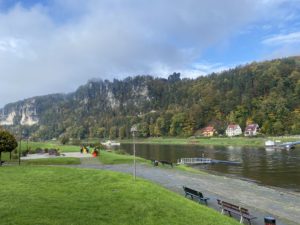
left=1, top=56, right=300, bottom=139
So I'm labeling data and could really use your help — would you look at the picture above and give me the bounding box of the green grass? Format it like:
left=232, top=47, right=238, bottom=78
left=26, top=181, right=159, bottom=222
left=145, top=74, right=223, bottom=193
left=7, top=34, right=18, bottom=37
left=99, top=150, right=148, bottom=165
left=0, top=166, right=239, bottom=225
left=21, top=157, right=81, bottom=165
left=19, top=141, right=80, bottom=152
left=0, top=153, right=80, bottom=166
left=175, top=164, right=207, bottom=174
left=120, top=136, right=300, bottom=147
left=99, top=150, right=208, bottom=175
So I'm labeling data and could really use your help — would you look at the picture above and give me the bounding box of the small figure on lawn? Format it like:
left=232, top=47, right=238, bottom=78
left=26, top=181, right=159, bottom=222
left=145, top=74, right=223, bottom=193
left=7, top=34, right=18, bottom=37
left=92, top=149, right=99, bottom=157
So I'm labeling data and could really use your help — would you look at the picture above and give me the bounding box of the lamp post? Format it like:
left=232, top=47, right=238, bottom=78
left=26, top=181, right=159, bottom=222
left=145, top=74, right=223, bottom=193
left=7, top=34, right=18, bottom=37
left=130, top=125, right=138, bottom=180
left=18, top=128, right=22, bottom=165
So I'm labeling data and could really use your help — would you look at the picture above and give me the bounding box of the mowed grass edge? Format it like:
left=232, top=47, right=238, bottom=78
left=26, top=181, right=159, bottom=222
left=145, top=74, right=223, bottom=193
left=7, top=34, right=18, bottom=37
left=99, top=150, right=147, bottom=165
left=0, top=166, right=239, bottom=225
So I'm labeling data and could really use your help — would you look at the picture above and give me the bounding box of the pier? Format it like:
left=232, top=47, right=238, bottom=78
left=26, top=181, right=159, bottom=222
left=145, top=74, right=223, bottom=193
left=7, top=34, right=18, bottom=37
left=265, top=140, right=300, bottom=150
left=177, top=158, right=241, bottom=165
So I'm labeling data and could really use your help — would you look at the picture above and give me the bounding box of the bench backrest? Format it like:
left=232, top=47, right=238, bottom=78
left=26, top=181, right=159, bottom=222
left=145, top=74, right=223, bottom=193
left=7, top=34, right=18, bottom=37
left=217, top=199, right=249, bottom=215
left=183, top=186, right=204, bottom=198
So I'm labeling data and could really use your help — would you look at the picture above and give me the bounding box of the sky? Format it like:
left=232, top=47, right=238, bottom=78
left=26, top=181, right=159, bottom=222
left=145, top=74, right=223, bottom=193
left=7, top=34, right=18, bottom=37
left=0, top=0, right=300, bottom=107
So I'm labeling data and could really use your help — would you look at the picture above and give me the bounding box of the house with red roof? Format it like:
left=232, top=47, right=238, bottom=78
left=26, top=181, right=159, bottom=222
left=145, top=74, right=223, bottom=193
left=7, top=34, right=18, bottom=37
left=244, top=124, right=259, bottom=136
left=225, top=124, right=242, bottom=137
left=201, top=126, right=216, bottom=137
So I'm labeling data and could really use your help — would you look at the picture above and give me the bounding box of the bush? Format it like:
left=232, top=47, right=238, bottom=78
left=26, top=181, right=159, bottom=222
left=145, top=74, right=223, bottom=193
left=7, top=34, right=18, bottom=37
left=35, top=148, right=44, bottom=154
left=29, top=149, right=36, bottom=154
left=22, top=150, right=29, bottom=157
left=72, top=139, right=82, bottom=146
left=60, top=135, right=69, bottom=145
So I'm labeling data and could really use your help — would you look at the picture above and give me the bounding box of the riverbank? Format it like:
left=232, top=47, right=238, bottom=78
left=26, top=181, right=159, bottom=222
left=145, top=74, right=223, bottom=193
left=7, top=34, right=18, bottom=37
left=77, top=158, right=300, bottom=225
left=0, top=166, right=241, bottom=225
left=120, top=136, right=300, bottom=147
left=3, top=150, right=299, bottom=224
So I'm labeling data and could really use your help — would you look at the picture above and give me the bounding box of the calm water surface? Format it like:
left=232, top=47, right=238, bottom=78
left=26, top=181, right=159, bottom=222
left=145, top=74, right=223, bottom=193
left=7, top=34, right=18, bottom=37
left=121, top=144, right=300, bottom=192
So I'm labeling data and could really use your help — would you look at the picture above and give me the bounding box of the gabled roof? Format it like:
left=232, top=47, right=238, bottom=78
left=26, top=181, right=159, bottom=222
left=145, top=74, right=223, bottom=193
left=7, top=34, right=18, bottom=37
left=202, top=126, right=215, bottom=132
left=227, top=124, right=240, bottom=130
left=245, top=124, right=259, bottom=131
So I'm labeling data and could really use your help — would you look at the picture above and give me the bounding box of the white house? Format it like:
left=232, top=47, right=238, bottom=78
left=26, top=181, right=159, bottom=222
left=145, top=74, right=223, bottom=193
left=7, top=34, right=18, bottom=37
left=225, top=124, right=242, bottom=137
left=244, top=124, right=259, bottom=136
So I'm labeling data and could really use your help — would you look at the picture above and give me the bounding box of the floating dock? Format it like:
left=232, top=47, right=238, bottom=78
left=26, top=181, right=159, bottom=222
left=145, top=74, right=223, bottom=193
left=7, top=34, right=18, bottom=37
left=265, top=140, right=300, bottom=150
left=177, top=158, right=241, bottom=165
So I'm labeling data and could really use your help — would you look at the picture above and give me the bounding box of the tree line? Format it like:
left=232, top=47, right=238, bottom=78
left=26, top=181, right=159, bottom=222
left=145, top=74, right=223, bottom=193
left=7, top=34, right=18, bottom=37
left=3, top=56, right=300, bottom=139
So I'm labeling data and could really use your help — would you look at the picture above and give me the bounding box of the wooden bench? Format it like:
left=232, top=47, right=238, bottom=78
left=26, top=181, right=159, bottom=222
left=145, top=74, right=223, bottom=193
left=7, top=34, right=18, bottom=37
left=183, top=186, right=209, bottom=205
left=159, top=160, right=173, bottom=167
left=150, top=159, right=158, bottom=166
left=217, top=199, right=257, bottom=224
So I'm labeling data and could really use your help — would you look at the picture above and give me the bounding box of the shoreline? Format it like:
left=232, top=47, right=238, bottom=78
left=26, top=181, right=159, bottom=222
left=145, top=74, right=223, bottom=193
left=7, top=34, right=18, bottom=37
left=119, top=136, right=300, bottom=148
left=78, top=161, right=299, bottom=225
left=12, top=152, right=299, bottom=225
left=201, top=167, right=300, bottom=195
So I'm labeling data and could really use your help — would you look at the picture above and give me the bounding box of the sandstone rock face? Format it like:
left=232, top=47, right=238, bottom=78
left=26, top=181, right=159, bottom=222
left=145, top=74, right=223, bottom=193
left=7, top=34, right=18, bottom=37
left=0, top=99, right=39, bottom=126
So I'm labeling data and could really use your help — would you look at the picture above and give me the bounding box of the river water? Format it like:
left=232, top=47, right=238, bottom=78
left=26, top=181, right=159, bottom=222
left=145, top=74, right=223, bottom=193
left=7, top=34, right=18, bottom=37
left=121, top=143, right=300, bottom=192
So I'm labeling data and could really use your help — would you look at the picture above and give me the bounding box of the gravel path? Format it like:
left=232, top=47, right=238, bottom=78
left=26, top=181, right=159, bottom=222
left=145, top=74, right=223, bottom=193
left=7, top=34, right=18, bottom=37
left=74, top=158, right=300, bottom=225
left=21, top=152, right=92, bottom=160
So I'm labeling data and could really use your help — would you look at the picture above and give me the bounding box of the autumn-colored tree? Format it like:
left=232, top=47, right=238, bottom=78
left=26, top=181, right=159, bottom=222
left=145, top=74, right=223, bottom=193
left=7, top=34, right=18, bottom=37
left=0, top=129, right=18, bottom=165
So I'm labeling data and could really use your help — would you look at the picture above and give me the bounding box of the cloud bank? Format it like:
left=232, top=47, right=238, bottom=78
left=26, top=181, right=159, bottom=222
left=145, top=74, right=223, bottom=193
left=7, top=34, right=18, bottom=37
left=0, top=0, right=295, bottom=106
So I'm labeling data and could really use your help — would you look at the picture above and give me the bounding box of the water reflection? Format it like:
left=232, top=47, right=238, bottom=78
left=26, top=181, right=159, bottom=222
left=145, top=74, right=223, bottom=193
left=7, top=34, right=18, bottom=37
left=121, top=143, right=300, bottom=192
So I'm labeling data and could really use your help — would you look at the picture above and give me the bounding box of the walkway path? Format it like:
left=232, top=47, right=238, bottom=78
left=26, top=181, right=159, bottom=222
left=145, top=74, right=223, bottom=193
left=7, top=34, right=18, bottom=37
left=76, top=158, right=300, bottom=225
left=21, top=152, right=92, bottom=160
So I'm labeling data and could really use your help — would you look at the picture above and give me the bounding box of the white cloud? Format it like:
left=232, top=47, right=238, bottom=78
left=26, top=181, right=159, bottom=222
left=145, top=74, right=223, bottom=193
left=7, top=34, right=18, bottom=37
left=0, top=0, right=293, bottom=107
left=262, top=32, right=300, bottom=45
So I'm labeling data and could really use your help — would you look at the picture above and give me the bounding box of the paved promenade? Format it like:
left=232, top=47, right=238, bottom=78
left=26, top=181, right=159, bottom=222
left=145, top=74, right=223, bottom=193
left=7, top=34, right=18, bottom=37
left=75, top=158, right=300, bottom=225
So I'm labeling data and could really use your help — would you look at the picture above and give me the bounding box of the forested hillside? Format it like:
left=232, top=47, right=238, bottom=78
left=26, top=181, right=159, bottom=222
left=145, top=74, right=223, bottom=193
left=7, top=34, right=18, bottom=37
left=1, top=56, right=300, bottom=140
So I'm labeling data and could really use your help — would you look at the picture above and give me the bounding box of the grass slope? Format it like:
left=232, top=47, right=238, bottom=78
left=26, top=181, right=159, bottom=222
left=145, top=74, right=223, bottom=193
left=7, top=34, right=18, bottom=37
left=99, top=150, right=147, bottom=165
left=0, top=166, right=239, bottom=225
left=99, top=150, right=206, bottom=174
left=19, top=141, right=80, bottom=152
left=21, top=157, right=81, bottom=165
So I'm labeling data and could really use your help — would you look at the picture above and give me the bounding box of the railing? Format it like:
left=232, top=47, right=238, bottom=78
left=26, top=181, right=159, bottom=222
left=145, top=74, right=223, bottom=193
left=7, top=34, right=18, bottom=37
left=178, top=158, right=212, bottom=164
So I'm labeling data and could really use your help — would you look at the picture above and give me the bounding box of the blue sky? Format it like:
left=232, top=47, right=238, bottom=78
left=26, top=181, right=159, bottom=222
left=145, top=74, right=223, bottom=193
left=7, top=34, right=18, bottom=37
left=0, top=0, right=300, bottom=107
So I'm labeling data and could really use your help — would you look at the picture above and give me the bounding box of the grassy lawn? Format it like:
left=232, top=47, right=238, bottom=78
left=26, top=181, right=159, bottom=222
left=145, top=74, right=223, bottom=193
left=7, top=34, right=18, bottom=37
left=98, top=150, right=207, bottom=175
left=21, top=157, right=81, bottom=165
left=120, top=136, right=300, bottom=147
left=99, top=150, right=148, bottom=165
left=0, top=166, right=239, bottom=225
left=175, top=164, right=207, bottom=174
left=19, top=141, right=80, bottom=152
left=0, top=152, right=80, bottom=166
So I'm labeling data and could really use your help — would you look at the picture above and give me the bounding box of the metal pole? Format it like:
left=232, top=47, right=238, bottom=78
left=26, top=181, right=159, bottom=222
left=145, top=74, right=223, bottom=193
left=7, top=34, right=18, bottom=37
left=19, top=132, right=22, bottom=165
left=133, top=132, right=136, bottom=180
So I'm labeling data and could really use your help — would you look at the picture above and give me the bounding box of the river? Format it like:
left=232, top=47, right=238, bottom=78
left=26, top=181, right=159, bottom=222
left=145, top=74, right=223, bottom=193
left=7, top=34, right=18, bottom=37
left=121, top=143, right=300, bottom=192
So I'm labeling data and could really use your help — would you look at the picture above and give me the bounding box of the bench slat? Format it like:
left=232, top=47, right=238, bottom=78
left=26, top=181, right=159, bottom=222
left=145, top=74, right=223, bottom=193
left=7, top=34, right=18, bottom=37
left=183, top=186, right=209, bottom=205
left=217, top=199, right=257, bottom=224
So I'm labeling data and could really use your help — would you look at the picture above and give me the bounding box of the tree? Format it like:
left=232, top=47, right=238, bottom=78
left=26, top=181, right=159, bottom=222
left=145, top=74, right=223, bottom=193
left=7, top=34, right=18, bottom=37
left=138, top=122, right=149, bottom=137
left=109, top=126, right=117, bottom=139
left=60, top=135, right=69, bottom=145
left=119, top=126, right=126, bottom=139
left=97, top=127, right=106, bottom=138
left=170, top=113, right=186, bottom=136
left=0, top=129, right=18, bottom=166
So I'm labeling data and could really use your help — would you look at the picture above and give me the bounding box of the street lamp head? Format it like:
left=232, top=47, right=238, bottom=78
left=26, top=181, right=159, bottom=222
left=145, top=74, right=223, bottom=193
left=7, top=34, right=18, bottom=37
left=130, top=125, right=138, bottom=138
left=130, top=125, right=137, bottom=133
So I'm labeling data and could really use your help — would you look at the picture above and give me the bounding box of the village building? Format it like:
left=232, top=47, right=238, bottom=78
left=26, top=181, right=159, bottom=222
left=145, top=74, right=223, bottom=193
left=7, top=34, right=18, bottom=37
left=225, top=124, right=242, bottom=137
left=201, top=126, right=216, bottom=137
left=244, top=123, right=259, bottom=136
